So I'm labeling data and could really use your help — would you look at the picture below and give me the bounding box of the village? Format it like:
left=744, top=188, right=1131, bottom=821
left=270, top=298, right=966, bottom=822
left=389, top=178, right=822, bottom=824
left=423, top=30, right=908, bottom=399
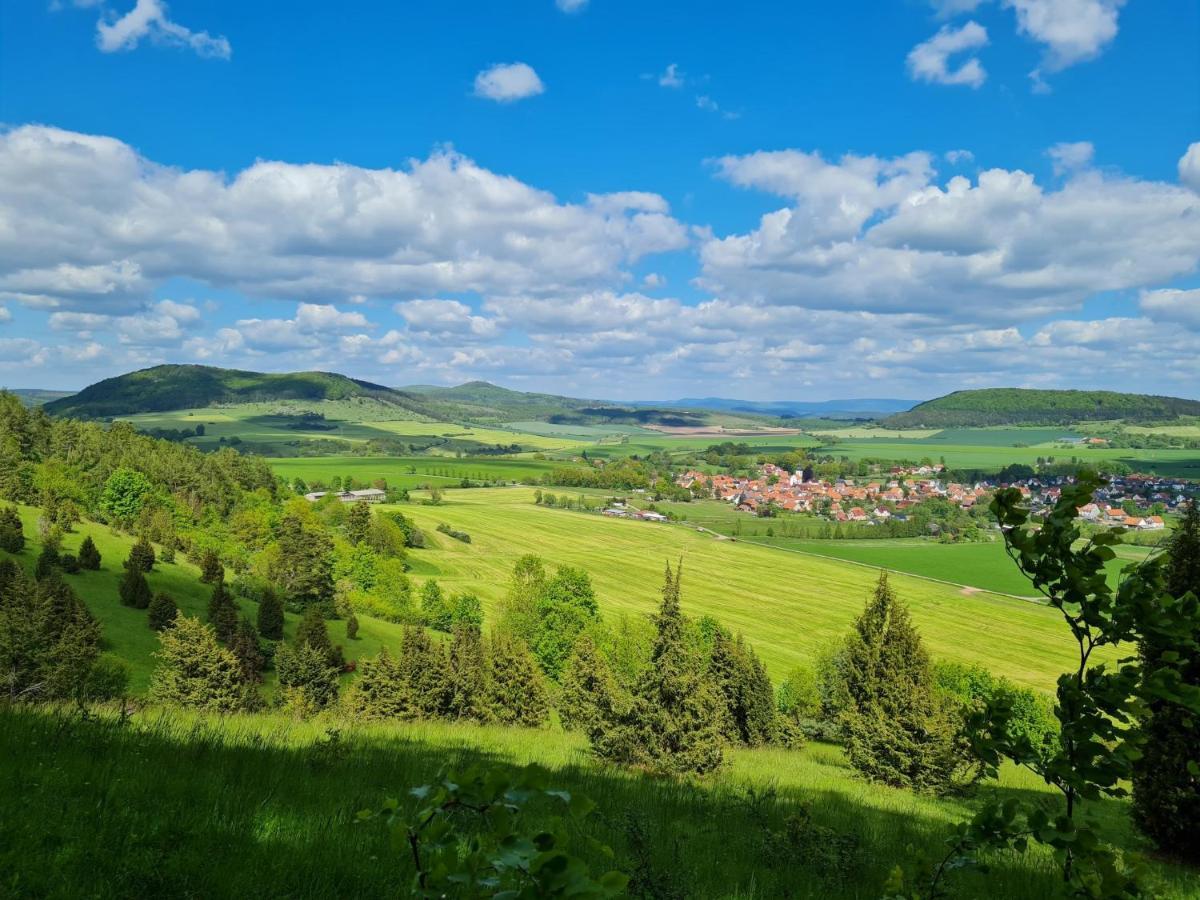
left=673, top=464, right=1194, bottom=530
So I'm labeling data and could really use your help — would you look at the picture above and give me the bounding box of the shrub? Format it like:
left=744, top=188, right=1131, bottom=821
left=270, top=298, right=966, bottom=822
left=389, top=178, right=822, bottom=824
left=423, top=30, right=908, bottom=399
left=0, top=506, right=24, bottom=553
left=76, top=535, right=101, bottom=570
left=128, top=536, right=156, bottom=573
left=59, top=553, right=81, bottom=574
left=147, top=592, right=179, bottom=631
left=275, top=640, right=339, bottom=712
left=117, top=564, right=152, bottom=609
left=436, top=523, right=471, bottom=543
left=149, top=616, right=248, bottom=713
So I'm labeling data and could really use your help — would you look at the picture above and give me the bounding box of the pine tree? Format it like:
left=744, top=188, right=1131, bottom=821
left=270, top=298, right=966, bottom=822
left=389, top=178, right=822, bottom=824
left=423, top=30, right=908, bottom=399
left=446, top=624, right=490, bottom=722
left=558, top=632, right=619, bottom=734
left=346, top=501, right=371, bottom=546
left=256, top=585, right=284, bottom=640
left=487, top=633, right=548, bottom=727
left=837, top=572, right=957, bottom=791
left=127, top=536, right=155, bottom=572
left=0, top=506, right=24, bottom=553
left=198, top=549, right=223, bottom=584
left=206, top=576, right=239, bottom=645
left=77, top=535, right=101, bottom=570
left=147, top=591, right=178, bottom=631
left=149, top=616, right=247, bottom=713
left=229, top=617, right=265, bottom=683
left=1133, top=500, right=1200, bottom=861
left=118, top=562, right=152, bottom=609
left=593, top=562, right=725, bottom=775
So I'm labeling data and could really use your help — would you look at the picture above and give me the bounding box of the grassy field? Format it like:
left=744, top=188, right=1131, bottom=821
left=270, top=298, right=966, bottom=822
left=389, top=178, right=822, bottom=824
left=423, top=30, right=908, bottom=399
left=3, top=705, right=1196, bottom=899
left=269, top=455, right=578, bottom=489
left=2, top=507, right=413, bottom=694
left=120, top=403, right=587, bottom=455
left=391, top=487, right=1095, bottom=691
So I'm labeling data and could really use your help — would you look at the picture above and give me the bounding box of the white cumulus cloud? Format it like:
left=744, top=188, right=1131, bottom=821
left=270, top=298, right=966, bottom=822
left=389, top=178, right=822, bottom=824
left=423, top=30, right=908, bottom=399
left=907, top=21, right=989, bottom=88
left=96, top=0, right=231, bottom=59
left=473, top=63, right=545, bottom=103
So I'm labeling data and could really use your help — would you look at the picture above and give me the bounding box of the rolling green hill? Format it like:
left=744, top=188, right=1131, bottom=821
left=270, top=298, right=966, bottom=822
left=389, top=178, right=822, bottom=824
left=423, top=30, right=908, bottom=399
left=883, top=388, right=1200, bottom=428
left=44, top=365, right=438, bottom=419
left=5, top=388, right=75, bottom=407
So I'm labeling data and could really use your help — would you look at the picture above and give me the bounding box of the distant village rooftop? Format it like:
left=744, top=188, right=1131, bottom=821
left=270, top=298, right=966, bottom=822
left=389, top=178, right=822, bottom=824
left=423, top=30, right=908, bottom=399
left=303, top=488, right=386, bottom=504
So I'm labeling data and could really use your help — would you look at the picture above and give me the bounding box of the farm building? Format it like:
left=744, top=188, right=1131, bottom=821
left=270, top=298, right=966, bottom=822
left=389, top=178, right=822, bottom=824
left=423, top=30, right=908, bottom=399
left=303, top=488, right=386, bottom=504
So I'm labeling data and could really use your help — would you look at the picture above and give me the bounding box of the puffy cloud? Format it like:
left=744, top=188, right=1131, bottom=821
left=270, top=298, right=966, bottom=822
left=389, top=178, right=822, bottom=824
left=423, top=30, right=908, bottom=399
left=907, top=21, right=989, bottom=88
left=394, top=299, right=500, bottom=340
left=1140, top=288, right=1200, bottom=330
left=0, top=338, right=49, bottom=367
left=1180, top=142, right=1200, bottom=193
left=945, top=149, right=975, bottom=164
left=49, top=311, right=109, bottom=335
left=0, top=126, right=686, bottom=310
left=1004, top=0, right=1123, bottom=72
left=95, top=0, right=231, bottom=59
left=1047, top=141, right=1094, bottom=175
left=700, top=145, right=1200, bottom=321
left=473, top=63, right=545, bottom=102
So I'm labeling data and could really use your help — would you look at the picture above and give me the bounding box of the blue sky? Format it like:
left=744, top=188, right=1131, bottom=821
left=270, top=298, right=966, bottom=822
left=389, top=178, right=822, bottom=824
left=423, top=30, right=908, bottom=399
left=0, top=0, right=1197, bottom=400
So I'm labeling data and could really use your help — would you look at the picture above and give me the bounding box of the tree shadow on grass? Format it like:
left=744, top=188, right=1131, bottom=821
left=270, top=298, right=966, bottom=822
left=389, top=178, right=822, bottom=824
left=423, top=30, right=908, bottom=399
left=0, top=707, right=1191, bottom=900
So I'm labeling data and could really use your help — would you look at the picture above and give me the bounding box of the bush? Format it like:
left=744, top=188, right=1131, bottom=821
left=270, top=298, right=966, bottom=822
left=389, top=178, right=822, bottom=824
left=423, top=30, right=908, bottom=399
left=128, top=536, right=155, bottom=573
left=149, top=616, right=248, bottom=713
left=0, top=506, right=25, bottom=553
left=275, top=641, right=339, bottom=712
left=436, top=523, right=471, bottom=543
left=148, top=592, right=179, bottom=631
left=59, top=553, right=81, bottom=574
left=118, top=564, right=152, bottom=609
left=77, top=535, right=101, bottom=570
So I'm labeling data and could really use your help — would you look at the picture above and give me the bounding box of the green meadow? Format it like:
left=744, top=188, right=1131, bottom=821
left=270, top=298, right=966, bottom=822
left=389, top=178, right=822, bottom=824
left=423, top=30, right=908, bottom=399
left=5, top=705, right=1197, bottom=899
left=269, top=455, right=580, bottom=489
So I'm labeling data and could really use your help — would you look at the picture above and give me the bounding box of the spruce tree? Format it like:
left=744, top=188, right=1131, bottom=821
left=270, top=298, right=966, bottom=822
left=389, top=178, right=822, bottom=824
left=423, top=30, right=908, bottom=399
left=296, top=604, right=343, bottom=669
left=256, top=585, right=284, bottom=640
left=709, top=630, right=776, bottom=746
left=206, top=576, right=239, bottom=645
left=147, top=591, right=178, bottom=631
left=118, top=562, right=152, bottom=609
left=230, top=617, right=265, bottom=683
left=446, top=624, right=490, bottom=722
left=149, top=616, right=247, bottom=713
left=487, top=633, right=548, bottom=727
left=594, top=563, right=725, bottom=775
left=558, top=632, right=619, bottom=734
left=1133, top=500, right=1200, bottom=861
left=350, top=648, right=406, bottom=720
left=198, top=548, right=223, bottom=584
left=838, top=572, right=957, bottom=791
left=127, top=536, right=155, bottom=572
left=0, top=506, right=24, bottom=553
left=76, top=535, right=101, bottom=570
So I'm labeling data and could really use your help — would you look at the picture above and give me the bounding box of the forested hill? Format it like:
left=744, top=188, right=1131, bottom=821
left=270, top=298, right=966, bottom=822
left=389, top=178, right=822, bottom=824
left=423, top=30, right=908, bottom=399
left=43, top=365, right=438, bottom=419
left=401, top=380, right=605, bottom=422
left=883, top=388, right=1200, bottom=427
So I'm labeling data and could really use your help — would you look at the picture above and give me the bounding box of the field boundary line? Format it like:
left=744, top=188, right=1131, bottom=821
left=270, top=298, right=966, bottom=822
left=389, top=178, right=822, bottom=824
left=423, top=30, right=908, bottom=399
left=688, top=526, right=1045, bottom=605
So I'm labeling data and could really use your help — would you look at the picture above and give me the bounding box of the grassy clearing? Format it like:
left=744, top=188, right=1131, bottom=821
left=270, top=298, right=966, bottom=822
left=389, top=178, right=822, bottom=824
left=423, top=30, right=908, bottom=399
left=393, top=488, right=1089, bottom=691
left=2, top=507, right=411, bottom=693
left=3, top=705, right=1195, bottom=899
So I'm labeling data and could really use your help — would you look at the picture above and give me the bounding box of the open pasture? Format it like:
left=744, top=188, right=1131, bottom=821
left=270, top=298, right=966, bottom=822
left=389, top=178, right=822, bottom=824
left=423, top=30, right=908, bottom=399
left=397, top=487, right=1090, bottom=692
left=269, top=455, right=580, bottom=489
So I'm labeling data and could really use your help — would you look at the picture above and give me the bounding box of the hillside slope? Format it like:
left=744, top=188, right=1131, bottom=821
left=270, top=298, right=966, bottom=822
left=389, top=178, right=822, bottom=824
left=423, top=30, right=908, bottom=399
left=44, top=365, right=437, bottom=419
left=884, top=388, right=1200, bottom=428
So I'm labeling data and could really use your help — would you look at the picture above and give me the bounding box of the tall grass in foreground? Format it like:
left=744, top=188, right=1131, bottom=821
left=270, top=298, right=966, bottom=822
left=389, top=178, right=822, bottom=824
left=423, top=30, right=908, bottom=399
left=1, top=706, right=1196, bottom=898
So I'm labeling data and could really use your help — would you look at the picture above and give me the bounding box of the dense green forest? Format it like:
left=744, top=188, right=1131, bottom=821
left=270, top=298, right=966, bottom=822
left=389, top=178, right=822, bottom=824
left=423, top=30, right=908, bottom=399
left=884, top=388, right=1200, bottom=428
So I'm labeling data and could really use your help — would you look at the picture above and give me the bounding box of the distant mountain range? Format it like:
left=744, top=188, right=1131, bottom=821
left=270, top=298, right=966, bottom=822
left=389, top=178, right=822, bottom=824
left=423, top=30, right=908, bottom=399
left=883, top=388, right=1200, bottom=428
left=637, top=397, right=917, bottom=419
left=6, top=388, right=75, bottom=408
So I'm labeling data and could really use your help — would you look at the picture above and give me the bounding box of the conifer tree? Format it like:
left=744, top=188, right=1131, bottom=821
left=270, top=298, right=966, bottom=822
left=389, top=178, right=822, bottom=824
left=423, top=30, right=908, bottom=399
left=77, top=535, right=101, bottom=570
left=127, top=535, right=155, bottom=572
left=487, top=633, right=549, bottom=727
left=147, top=591, right=178, bottom=631
left=1133, top=500, right=1200, bottom=861
left=206, top=576, right=239, bottom=645
left=34, top=544, right=60, bottom=580
left=149, top=616, right=247, bottom=713
left=271, top=514, right=335, bottom=613
left=346, top=611, right=360, bottom=640
left=346, top=500, right=371, bottom=546
left=256, top=585, right=284, bottom=640
left=198, top=548, right=223, bottom=584
left=709, top=629, right=776, bottom=746
left=558, top=632, right=620, bottom=734
left=351, top=648, right=407, bottom=719
left=420, top=579, right=452, bottom=632
left=275, top=639, right=338, bottom=712
left=230, top=617, right=265, bottom=683
left=118, top=561, right=152, bottom=609
left=446, top=624, right=490, bottom=722
left=838, top=572, right=957, bottom=791
left=395, top=625, right=450, bottom=718
left=498, top=554, right=546, bottom=644
left=0, top=506, right=24, bottom=553
left=296, top=603, right=343, bottom=669
left=594, top=562, right=725, bottom=775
